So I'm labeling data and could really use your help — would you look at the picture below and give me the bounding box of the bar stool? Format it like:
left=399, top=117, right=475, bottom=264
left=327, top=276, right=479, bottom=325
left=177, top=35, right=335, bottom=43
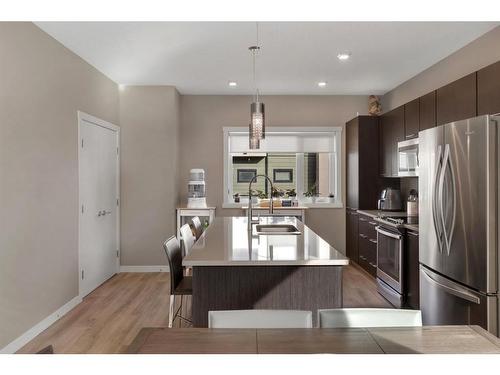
left=163, top=236, right=192, bottom=328
left=208, top=310, right=313, bottom=328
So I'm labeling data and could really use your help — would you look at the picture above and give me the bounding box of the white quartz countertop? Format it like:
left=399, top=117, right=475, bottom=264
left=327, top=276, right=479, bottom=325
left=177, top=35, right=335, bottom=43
left=183, top=216, right=349, bottom=267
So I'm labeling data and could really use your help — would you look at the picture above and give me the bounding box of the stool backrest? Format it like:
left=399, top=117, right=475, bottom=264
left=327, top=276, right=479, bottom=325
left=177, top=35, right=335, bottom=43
left=318, top=308, right=423, bottom=328
left=180, top=223, right=195, bottom=255
left=163, top=236, right=183, bottom=295
left=208, top=309, right=313, bottom=328
left=190, top=216, right=203, bottom=239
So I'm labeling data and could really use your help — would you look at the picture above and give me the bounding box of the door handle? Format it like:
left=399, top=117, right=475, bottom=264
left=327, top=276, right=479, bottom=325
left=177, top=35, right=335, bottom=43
left=439, top=144, right=456, bottom=256
left=432, top=145, right=444, bottom=253
left=421, top=267, right=480, bottom=304
left=98, top=210, right=112, bottom=216
left=375, top=226, right=402, bottom=240
left=444, top=143, right=457, bottom=256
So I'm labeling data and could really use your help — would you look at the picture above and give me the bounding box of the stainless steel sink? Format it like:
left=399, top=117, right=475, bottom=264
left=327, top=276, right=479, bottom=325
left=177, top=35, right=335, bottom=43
left=254, top=224, right=301, bottom=235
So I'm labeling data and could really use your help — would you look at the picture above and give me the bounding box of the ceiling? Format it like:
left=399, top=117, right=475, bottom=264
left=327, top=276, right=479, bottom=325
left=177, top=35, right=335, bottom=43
left=36, top=22, right=498, bottom=95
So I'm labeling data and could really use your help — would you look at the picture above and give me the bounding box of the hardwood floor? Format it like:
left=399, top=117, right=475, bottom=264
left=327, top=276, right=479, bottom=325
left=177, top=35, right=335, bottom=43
left=18, top=264, right=390, bottom=354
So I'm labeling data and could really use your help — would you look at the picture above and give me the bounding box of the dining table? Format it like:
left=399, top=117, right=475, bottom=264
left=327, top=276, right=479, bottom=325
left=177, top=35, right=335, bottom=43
left=127, top=325, right=500, bottom=354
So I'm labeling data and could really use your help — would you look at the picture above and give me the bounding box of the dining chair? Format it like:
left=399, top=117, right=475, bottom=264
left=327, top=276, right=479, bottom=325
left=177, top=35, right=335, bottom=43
left=180, top=223, right=196, bottom=256
left=208, top=309, right=313, bottom=328
left=317, top=308, right=422, bottom=328
left=190, top=216, right=203, bottom=240
left=163, top=236, right=192, bottom=328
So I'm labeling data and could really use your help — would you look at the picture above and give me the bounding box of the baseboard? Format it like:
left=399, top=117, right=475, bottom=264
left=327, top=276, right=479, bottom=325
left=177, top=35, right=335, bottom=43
left=119, top=265, right=169, bottom=272
left=0, top=295, right=82, bottom=354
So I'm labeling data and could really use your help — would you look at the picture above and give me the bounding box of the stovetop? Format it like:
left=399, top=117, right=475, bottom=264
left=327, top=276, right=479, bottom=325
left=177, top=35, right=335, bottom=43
left=378, top=216, right=419, bottom=226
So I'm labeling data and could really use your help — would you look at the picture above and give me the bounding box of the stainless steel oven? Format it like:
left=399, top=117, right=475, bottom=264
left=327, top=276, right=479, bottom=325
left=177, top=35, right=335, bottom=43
left=397, top=138, right=419, bottom=177
left=376, top=224, right=405, bottom=307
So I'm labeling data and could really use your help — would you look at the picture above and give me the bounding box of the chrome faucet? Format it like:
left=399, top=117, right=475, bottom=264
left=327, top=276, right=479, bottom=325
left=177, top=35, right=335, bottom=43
left=248, top=174, right=274, bottom=231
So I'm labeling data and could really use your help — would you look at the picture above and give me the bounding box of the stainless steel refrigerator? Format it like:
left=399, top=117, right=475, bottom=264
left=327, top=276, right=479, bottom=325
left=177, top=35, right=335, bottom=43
left=419, top=114, right=499, bottom=336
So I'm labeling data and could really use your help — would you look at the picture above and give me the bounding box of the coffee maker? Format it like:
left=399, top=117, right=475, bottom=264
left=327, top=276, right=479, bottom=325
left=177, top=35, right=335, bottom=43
left=377, top=187, right=403, bottom=211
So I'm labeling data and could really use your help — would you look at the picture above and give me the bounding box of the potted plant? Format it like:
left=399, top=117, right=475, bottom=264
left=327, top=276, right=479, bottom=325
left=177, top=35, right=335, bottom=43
left=303, top=183, right=318, bottom=203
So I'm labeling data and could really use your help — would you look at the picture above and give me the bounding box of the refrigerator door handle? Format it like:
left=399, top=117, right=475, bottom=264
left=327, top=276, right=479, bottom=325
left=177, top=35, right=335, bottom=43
left=421, top=267, right=481, bottom=304
left=445, top=143, right=457, bottom=256
left=438, top=144, right=450, bottom=255
left=432, top=145, right=444, bottom=253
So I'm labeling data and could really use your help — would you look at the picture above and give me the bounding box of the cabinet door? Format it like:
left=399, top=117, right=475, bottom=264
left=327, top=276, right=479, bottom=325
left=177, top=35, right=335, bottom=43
left=477, top=61, right=500, bottom=116
left=346, top=209, right=359, bottom=262
left=346, top=117, right=359, bottom=209
left=419, top=91, right=436, bottom=131
left=437, top=73, right=477, bottom=125
left=389, top=106, right=405, bottom=176
left=404, top=98, right=419, bottom=139
left=406, top=231, right=420, bottom=309
left=379, top=114, right=391, bottom=177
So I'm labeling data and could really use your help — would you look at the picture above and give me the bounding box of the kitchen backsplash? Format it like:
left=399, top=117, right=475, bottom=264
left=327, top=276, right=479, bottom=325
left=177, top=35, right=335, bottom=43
left=400, top=177, right=418, bottom=210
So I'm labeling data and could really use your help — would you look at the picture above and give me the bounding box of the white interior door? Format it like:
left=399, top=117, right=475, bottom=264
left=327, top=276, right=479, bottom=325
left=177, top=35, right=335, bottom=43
left=79, top=112, right=119, bottom=298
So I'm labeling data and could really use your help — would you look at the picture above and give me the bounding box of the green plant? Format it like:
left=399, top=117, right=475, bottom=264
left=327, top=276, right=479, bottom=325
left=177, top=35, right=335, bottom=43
left=271, top=186, right=285, bottom=198
left=303, top=183, right=318, bottom=198
left=252, top=189, right=267, bottom=199
left=286, top=188, right=297, bottom=198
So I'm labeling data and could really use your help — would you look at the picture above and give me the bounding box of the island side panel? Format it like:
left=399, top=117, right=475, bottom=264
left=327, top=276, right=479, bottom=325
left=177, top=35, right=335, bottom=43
left=192, top=265, right=343, bottom=327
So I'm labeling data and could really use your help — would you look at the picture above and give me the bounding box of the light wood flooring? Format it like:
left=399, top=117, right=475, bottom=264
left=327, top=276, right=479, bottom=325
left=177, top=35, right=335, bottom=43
left=18, top=264, right=390, bottom=354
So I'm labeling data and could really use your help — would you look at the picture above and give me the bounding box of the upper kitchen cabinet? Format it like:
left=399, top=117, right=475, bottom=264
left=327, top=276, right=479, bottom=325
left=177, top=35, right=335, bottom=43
left=404, top=98, right=419, bottom=139
left=436, top=73, right=477, bottom=125
left=477, top=60, right=500, bottom=116
left=379, top=106, right=404, bottom=177
left=346, top=116, right=380, bottom=209
left=419, top=90, right=436, bottom=131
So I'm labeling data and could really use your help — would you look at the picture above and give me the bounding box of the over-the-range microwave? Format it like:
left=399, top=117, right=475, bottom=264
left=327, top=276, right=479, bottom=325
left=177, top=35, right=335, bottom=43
left=397, top=138, right=419, bottom=177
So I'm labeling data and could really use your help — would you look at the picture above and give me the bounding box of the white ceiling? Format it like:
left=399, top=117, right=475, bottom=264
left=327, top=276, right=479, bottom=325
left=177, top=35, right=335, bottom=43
left=36, top=22, right=498, bottom=95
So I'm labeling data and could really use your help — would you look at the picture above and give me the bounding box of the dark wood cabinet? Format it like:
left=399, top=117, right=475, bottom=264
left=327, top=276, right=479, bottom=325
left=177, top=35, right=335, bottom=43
left=405, top=230, right=419, bottom=309
left=477, top=60, right=500, bottom=116
left=419, top=90, right=436, bottom=131
left=436, top=73, right=477, bottom=125
left=379, top=106, right=404, bottom=177
left=357, top=213, right=377, bottom=277
left=346, top=116, right=380, bottom=210
left=346, top=209, right=359, bottom=263
left=404, top=98, right=419, bottom=139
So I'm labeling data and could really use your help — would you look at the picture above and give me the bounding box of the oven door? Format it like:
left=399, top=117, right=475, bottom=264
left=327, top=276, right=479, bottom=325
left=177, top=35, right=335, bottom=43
left=398, top=138, right=419, bottom=177
left=376, top=226, right=404, bottom=293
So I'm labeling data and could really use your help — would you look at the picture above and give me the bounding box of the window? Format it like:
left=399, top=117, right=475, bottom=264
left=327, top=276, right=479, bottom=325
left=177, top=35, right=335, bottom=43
left=237, top=169, right=257, bottom=183
left=223, top=127, right=342, bottom=207
left=273, top=169, right=293, bottom=183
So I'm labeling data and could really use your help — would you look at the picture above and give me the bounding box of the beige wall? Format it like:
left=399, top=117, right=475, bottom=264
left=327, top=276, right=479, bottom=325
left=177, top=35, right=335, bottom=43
left=0, top=23, right=119, bottom=348
left=119, top=86, right=180, bottom=266
left=179, top=95, right=368, bottom=253
left=382, top=26, right=500, bottom=112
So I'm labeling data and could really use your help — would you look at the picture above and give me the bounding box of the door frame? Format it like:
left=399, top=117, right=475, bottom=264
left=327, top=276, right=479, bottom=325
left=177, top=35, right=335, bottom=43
left=77, top=111, right=120, bottom=298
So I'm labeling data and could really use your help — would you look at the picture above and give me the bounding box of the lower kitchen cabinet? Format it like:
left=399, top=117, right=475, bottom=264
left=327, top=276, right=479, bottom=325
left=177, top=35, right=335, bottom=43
left=406, top=230, right=420, bottom=309
left=357, top=213, right=378, bottom=277
left=346, top=208, right=359, bottom=263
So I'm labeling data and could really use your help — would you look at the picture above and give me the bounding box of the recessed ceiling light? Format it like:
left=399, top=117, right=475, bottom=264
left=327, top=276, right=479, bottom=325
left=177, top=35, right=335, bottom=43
left=228, top=81, right=238, bottom=87
left=318, top=81, right=327, bottom=87
left=337, top=52, right=351, bottom=61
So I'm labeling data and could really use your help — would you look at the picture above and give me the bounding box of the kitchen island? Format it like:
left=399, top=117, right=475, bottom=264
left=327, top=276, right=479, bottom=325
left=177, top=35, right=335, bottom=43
left=183, top=216, right=349, bottom=327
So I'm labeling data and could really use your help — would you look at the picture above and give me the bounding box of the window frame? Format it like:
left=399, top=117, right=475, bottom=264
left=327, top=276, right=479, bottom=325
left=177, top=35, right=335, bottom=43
left=222, top=126, right=343, bottom=208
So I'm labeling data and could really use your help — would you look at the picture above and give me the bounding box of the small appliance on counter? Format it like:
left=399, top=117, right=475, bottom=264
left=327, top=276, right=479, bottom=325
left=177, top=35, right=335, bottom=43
left=377, top=187, right=402, bottom=211
left=407, top=189, right=418, bottom=216
left=187, top=168, right=207, bottom=208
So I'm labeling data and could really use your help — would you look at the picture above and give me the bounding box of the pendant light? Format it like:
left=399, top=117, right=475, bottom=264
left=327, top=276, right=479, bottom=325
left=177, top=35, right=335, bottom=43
left=249, top=23, right=265, bottom=149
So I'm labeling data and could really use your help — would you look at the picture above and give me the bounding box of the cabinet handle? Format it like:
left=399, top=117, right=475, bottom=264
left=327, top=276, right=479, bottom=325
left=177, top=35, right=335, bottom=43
left=408, top=231, right=419, bottom=236
left=359, top=255, right=366, bottom=260
left=359, top=217, right=367, bottom=222
left=406, top=133, right=416, bottom=138
left=369, top=239, right=377, bottom=244
left=369, top=221, right=377, bottom=226
left=369, top=262, right=377, bottom=268
left=359, top=234, right=368, bottom=239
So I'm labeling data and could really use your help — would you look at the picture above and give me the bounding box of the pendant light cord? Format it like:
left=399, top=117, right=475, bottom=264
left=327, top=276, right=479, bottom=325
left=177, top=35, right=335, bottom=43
left=251, top=22, right=259, bottom=102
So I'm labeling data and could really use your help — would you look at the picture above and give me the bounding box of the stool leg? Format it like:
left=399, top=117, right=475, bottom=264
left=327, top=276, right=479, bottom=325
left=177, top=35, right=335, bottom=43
left=168, top=294, right=175, bottom=328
